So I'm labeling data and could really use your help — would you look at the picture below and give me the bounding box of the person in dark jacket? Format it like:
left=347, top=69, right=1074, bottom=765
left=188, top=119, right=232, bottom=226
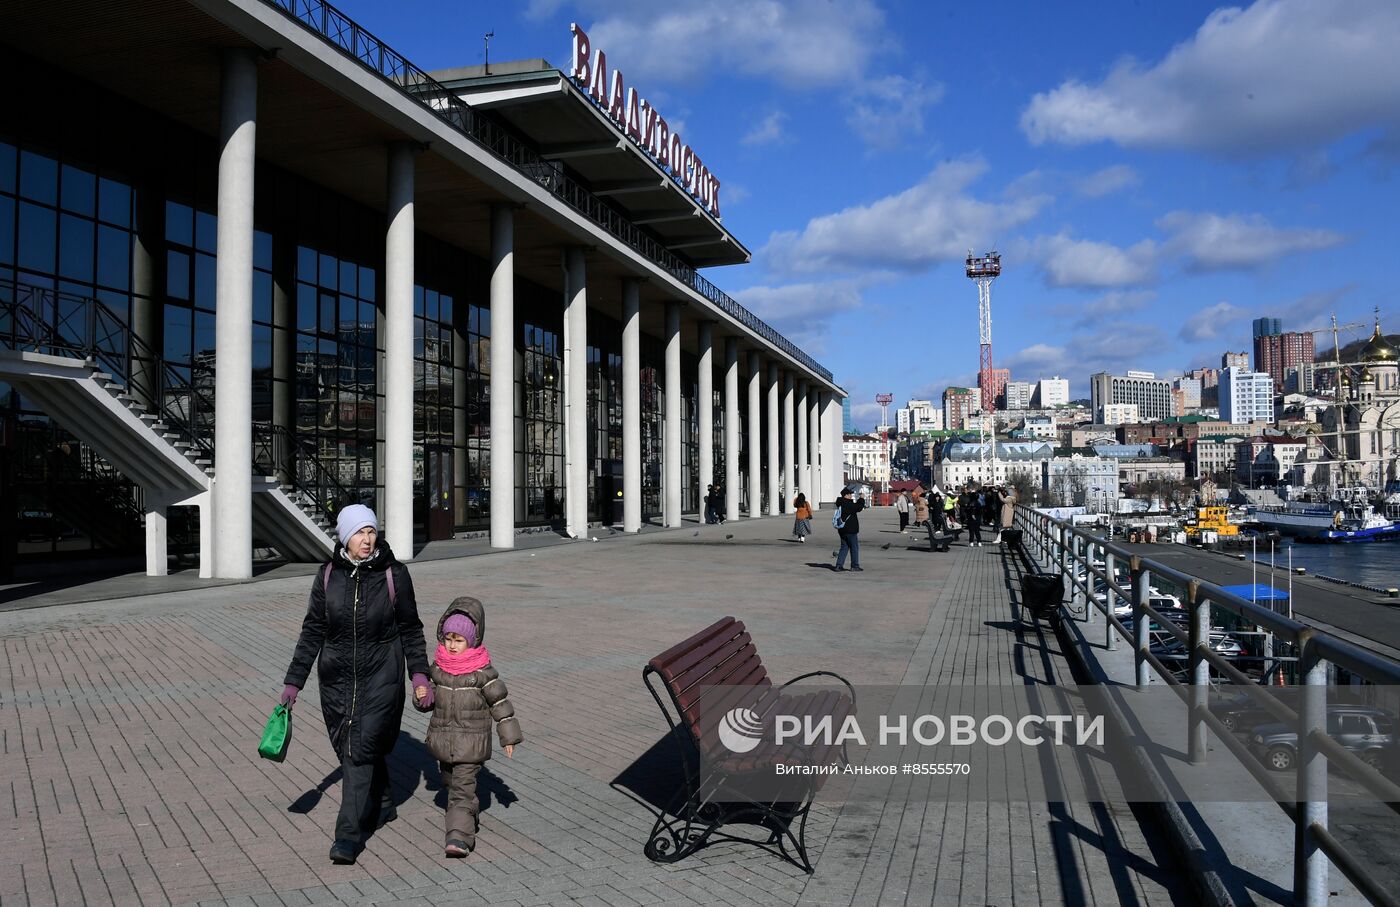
left=960, top=486, right=983, bottom=547
left=833, top=486, right=866, bottom=572
left=281, top=504, right=430, bottom=865
left=413, top=597, right=523, bottom=857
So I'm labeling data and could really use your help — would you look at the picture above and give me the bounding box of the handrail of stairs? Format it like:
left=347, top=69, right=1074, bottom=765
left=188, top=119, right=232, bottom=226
left=251, top=421, right=356, bottom=522
left=0, top=278, right=217, bottom=462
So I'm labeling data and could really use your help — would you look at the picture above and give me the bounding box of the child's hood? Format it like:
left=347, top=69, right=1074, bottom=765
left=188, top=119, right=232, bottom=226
left=435, top=596, right=486, bottom=644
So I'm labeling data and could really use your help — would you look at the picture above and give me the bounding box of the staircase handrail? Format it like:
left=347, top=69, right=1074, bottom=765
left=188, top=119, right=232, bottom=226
left=0, top=278, right=216, bottom=460
left=251, top=421, right=356, bottom=521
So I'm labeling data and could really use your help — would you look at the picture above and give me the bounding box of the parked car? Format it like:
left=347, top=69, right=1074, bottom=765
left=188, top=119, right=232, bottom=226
left=1114, top=593, right=1185, bottom=620
left=1248, top=705, right=1398, bottom=772
left=1150, top=632, right=1245, bottom=659
left=1210, top=688, right=1303, bottom=732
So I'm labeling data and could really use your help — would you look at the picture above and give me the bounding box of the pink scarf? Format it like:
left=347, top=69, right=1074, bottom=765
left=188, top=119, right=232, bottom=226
left=434, top=643, right=491, bottom=676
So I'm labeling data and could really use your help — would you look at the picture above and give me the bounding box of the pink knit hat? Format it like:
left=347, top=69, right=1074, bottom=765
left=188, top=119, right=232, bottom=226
left=441, top=613, right=476, bottom=646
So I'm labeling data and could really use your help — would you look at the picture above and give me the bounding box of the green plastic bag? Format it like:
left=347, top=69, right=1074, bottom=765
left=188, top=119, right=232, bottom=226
left=258, top=703, right=292, bottom=762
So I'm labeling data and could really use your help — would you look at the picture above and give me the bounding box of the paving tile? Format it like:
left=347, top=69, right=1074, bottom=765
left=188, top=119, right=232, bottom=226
left=0, top=514, right=1188, bottom=906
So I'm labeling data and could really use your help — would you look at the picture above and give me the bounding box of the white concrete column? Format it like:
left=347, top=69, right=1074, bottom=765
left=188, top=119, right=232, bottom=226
left=622, top=279, right=642, bottom=533
left=563, top=248, right=589, bottom=539
left=748, top=351, right=762, bottom=517
left=212, top=49, right=257, bottom=580
left=697, top=322, right=714, bottom=500
left=782, top=371, right=795, bottom=512
left=766, top=361, right=780, bottom=515
left=809, top=390, right=822, bottom=509
left=724, top=337, right=740, bottom=522
left=145, top=493, right=168, bottom=577
left=384, top=142, right=417, bottom=559
left=489, top=204, right=515, bottom=548
left=796, top=379, right=809, bottom=506
left=823, top=393, right=843, bottom=502
left=664, top=301, right=682, bottom=527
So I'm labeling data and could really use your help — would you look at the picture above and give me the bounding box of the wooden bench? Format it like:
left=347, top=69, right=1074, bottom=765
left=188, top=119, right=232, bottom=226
left=642, top=616, right=856, bottom=872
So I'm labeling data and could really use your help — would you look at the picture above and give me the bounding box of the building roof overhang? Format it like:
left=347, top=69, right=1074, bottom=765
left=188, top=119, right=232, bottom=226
left=427, top=62, right=749, bottom=270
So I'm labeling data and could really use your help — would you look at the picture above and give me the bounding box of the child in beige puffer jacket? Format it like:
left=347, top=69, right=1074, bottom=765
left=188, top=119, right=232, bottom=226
left=413, top=596, right=523, bottom=857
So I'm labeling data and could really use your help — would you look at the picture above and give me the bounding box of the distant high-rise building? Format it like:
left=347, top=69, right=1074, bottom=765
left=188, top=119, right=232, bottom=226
left=1220, top=366, right=1274, bottom=424
left=1034, top=376, right=1070, bottom=408
left=1090, top=371, right=1173, bottom=422
left=1254, top=330, right=1316, bottom=391
left=1174, top=376, right=1202, bottom=408
left=979, top=368, right=1010, bottom=409
left=1004, top=381, right=1034, bottom=410
left=1222, top=351, right=1250, bottom=370
left=942, top=387, right=975, bottom=431
left=899, top=399, right=939, bottom=433
left=1252, top=317, right=1282, bottom=339
left=842, top=397, right=853, bottom=433
left=1284, top=363, right=1318, bottom=395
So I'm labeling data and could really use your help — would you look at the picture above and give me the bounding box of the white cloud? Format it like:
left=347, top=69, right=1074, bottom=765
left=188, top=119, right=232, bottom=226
left=1020, top=0, right=1400, bottom=155
left=581, top=0, right=887, bottom=89
left=845, top=76, right=946, bottom=151
left=734, top=280, right=865, bottom=353
left=572, top=1, right=940, bottom=151
left=762, top=158, right=1049, bottom=274
left=1076, top=164, right=1139, bottom=198
left=1025, top=232, right=1158, bottom=288
left=1179, top=301, right=1249, bottom=342
left=1157, top=211, right=1346, bottom=271
left=999, top=322, right=1173, bottom=390
left=742, top=111, right=789, bottom=147
left=1055, top=290, right=1156, bottom=326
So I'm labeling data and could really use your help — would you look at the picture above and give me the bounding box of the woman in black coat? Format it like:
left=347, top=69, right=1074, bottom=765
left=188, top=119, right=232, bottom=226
left=281, top=505, right=430, bottom=864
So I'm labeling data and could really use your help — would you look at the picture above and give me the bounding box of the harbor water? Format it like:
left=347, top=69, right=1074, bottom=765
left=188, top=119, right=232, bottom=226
left=1243, top=538, right=1400, bottom=590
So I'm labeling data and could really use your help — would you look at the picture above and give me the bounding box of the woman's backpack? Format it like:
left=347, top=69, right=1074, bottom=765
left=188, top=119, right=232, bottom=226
left=832, top=507, right=847, bottom=530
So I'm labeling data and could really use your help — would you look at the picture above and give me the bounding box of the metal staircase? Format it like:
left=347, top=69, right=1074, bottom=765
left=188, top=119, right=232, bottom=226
left=0, top=280, right=334, bottom=570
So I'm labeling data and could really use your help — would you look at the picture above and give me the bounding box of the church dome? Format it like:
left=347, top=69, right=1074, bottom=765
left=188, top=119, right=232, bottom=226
left=1358, top=323, right=1398, bottom=363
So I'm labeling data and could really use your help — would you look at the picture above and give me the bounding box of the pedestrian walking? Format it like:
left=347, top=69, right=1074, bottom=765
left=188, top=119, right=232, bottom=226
left=929, top=487, right=947, bottom=533
left=913, top=489, right=930, bottom=528
left=414, top=597, right=523, bottom=858
left=704, top=484, right=717, bottom=524
left=833, top=486, right=866, bottom=572
left=792, top=492, right=813, bottom=542
left=714, top=484, right=727, bottom=524
left=895, top=490, right=910, bottom=533
left=961, top=486, right=983, bottom=546
left=281, top=504, right=430, bottom=865
left=997, top=485, right=1018, bottom=543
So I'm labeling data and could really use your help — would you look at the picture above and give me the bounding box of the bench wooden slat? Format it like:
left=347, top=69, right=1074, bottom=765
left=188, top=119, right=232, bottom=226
left=648, top=616, right=740, bottom=675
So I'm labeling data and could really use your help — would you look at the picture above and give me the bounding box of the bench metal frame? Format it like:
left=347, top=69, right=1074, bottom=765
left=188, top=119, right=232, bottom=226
left=642, top=623, right=855, bottom=873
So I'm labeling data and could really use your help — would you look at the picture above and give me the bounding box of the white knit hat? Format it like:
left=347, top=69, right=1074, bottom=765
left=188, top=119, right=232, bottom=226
left=336, top=504, right=378, bottom=547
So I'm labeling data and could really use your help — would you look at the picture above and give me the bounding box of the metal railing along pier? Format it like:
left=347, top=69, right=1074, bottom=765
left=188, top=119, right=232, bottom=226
left=1014, top=505, right=1400, bottom=907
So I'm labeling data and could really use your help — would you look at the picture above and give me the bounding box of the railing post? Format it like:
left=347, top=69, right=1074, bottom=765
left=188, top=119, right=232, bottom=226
left=1188, top=581, right=1208, bottom=765
left=1075, top=531, right=1086, bottom=615
left=1104, top=548, right=1117, bottom=650
left=1293, top=630, right=1328, bottom=907
left=1133, top=557, right=1151, bottom=689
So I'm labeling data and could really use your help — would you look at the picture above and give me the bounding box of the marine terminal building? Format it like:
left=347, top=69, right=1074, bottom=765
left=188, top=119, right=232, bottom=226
left=0, top=0, right=846, bottom=579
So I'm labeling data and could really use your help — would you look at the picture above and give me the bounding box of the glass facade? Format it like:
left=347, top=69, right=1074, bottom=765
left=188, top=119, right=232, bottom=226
left=0, top=51, right=770, bottom=571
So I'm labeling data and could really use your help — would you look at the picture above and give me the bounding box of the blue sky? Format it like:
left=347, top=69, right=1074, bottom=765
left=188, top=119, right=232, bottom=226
left=342, top=0, right=1400, bottom=428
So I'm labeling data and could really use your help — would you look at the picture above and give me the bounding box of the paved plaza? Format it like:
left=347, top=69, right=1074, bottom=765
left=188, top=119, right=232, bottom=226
left=1, top=509, right=1191, bottom=906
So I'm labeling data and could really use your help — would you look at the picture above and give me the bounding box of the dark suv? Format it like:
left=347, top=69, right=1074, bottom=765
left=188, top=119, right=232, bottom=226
left=1247, top=705, right=1397, bottom=772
